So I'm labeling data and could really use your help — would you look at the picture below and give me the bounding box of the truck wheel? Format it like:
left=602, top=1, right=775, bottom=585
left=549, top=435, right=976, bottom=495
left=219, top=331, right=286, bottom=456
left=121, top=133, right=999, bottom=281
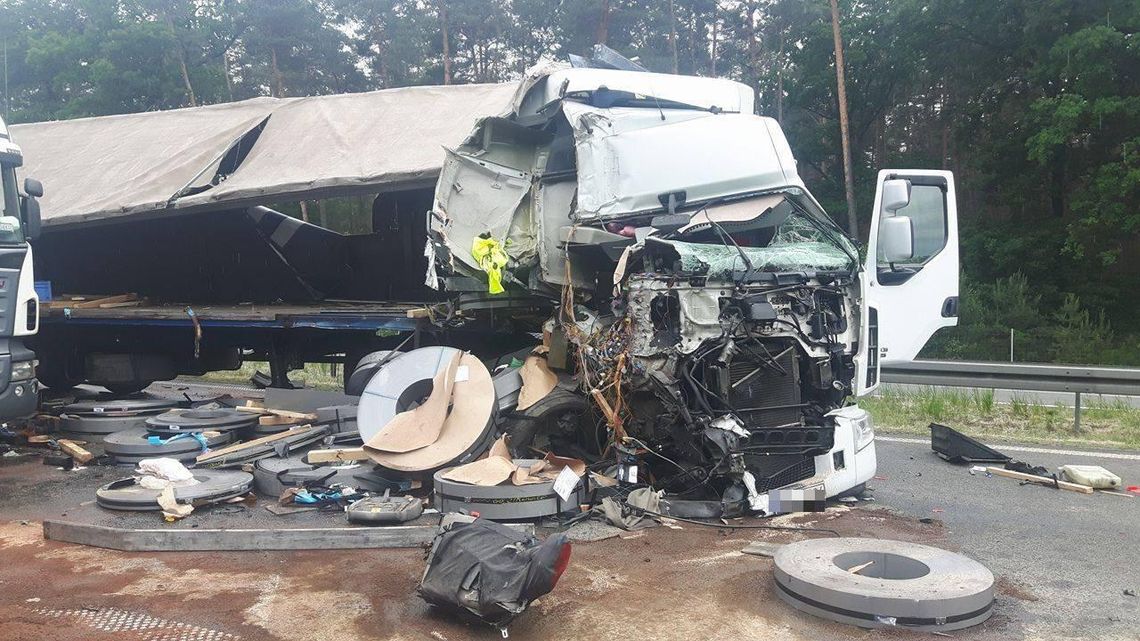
left=37, top=357, right=84, bottom=391
left=344, top=350, right=394, bottom=395
left=503, top=387, right=600, bottom=458
left=105, top=381, right=151, bottom=396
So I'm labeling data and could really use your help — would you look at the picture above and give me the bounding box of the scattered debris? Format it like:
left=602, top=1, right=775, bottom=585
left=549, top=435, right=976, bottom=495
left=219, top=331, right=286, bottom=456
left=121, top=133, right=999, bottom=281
left=346, top=490, right=423, bottom=525
left=600, top=487, right=662, bottom=531
left=1098, top=489, right=1136, bottom=499
left=1059, top=465, right=1121, bottom=489
left=1124, top=589, right=1136, bottom=597
left=984, top=466, right=1093, bottom=494
left=930, top=423, right=1010, bottom=464
left=56, top=439, right=94, bottom=465
left=95, top=469, right=254, bottom=512
left=515, top=350, right=557, bottom=411
left=419, top=518, right=570, bottom=635
left=741, top=540, right=784, bottom=557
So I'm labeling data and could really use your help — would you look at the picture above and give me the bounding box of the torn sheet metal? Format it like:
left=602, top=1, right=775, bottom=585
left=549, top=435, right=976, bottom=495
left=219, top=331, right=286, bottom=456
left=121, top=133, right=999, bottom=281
left=563, top=102, right=805, bottom=219
left=432, top=150, right=531, bottom=271
left=537, top=181, right=594, bottom=288
left=516, top=67, right=754, bottom=118
left=680, top=193, right=787, bottom=234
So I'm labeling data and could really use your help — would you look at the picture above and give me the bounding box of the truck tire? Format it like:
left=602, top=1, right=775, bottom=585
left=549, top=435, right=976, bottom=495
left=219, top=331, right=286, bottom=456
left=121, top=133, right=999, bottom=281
left=344, top=350, right=394, bottom=396
left=37, top=355, right=84, bottom=391
left=503, top=386, right=600, bottom=458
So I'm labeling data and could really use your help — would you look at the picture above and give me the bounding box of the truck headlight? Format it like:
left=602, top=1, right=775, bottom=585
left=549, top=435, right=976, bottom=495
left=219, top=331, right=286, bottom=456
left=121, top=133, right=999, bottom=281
left=11, top=360, right=36, bottom=382
left=855, top=412, right=874, bottom=451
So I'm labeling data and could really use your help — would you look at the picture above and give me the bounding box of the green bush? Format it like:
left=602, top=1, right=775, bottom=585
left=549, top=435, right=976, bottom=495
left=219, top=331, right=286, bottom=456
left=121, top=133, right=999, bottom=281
left=922, top=273, right=1140, bottom=365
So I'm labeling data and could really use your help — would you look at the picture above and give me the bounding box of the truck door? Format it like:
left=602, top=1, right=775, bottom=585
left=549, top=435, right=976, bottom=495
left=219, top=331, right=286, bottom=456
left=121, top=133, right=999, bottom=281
left=864, top=169, right=959, bottom=367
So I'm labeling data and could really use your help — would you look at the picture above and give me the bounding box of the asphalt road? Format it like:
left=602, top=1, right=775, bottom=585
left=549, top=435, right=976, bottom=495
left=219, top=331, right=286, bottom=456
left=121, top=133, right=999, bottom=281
left=871, top=436, right=1140, bottom=639
left=0, top=435, right=1137, bottom=640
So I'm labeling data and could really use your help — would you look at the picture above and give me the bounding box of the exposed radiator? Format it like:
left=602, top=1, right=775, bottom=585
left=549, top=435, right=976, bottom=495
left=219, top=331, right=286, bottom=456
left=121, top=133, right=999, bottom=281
left=726, top=345, right=802, bottom=429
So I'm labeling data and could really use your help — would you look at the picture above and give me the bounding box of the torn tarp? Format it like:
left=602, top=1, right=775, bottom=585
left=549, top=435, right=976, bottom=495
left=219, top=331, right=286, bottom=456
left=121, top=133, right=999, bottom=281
left=14, top=83, right=518, bottom=228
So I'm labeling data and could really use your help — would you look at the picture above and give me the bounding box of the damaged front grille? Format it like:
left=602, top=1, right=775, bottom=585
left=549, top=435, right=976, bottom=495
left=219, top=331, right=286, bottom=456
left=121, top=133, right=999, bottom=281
left=725, top=345, right=802, bottom=428
left=741, top=453, right=817, bottom=493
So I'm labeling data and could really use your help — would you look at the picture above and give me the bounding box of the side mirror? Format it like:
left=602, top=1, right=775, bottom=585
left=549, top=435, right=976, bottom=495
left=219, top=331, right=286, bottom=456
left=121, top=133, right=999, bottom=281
left=879, top=215, right=913, bottom=263
left=21, top=196, right=41, bottom=242
left=880, top=179, right=911, bottom=214
left=23, top=177, right=43, bottom=198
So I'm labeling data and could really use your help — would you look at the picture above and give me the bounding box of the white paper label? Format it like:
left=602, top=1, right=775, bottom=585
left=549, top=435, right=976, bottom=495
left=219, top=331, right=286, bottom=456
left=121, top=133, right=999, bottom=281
left=552, top=466, right=580, bottom=502
left=618, top=465, right=638, bottom=484
left=454, top=365, right=470, bottom=382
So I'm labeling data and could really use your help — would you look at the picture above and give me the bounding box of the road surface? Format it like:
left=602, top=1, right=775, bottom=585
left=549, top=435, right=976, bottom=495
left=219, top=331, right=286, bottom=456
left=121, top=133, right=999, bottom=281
left=0, top=436, right=1135, bottom=640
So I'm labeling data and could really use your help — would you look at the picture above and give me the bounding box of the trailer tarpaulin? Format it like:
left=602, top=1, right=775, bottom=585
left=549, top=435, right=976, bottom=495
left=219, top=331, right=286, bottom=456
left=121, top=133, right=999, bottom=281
left=12, top=83, right=516, bottom=228
left=177, top=84, right=516, bottom=209
left=11, top=98, right=280, bottom=227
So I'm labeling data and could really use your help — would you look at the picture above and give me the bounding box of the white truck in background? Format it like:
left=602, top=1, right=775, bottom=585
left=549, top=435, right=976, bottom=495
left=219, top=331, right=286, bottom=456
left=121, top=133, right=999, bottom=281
left=424, top=60, right=959, bottom=508
left=0, top=117, right=42, bottom=421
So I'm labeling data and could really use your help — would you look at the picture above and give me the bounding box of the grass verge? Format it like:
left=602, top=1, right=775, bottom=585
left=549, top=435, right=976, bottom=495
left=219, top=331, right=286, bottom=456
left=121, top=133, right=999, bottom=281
left=862, top=387, right=1140, bottom=450
left=192, top=362, right=343, bottom=391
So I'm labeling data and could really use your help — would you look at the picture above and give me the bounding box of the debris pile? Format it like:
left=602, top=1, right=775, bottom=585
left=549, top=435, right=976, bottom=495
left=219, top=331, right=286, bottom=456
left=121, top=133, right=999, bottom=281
left=932, top=423, right=1132, bottom=498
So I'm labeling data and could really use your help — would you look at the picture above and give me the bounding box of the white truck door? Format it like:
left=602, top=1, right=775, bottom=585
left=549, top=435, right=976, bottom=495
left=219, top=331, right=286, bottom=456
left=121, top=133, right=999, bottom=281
left=864, top=169, right=959, bottom=365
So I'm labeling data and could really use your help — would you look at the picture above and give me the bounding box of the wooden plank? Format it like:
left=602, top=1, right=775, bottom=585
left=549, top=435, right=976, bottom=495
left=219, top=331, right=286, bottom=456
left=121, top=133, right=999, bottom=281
left=43, top=520, right=534, bottom=551
left=196, top=426, right=315, bottom=463
left=406, top=307, right=431, bottom=319
left=259, top=414, right=299, bottom=427
left=56, top=439, right=94, bottom=464
left=235, top=405, right=317, bottom=421
left=1097, top=489, right=1135, bottom=498
left=98, top=300, right=143, bottom=309
left=71, top=293, right=137, bottom=309
left=984, top=466, right=1094, bottom=494
left=305, top=447, right=369, bottom=463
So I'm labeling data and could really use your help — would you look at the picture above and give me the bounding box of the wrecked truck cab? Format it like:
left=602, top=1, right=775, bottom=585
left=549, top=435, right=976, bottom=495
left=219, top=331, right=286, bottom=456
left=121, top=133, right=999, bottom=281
left=428, top=65, right=957, bottom=512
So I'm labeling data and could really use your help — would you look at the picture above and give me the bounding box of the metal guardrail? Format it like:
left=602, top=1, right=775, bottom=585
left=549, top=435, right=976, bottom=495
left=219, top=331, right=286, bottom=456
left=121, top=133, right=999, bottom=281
left=880, top=360, right=1140, bottom=431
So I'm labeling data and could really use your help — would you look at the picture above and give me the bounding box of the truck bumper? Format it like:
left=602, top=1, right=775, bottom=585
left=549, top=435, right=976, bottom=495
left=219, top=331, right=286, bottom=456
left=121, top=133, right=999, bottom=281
left=0, top=338, right=39, bottom=422
left=0, top=375, right=37, bottom=421
left=817, top=406, right=877, bottom=498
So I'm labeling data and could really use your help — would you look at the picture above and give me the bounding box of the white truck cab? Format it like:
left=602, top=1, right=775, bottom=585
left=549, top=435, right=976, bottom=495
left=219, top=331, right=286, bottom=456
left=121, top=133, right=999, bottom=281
left=427, top=61, right=958, bottom=512
left=0, top=118, right=43, bottom=420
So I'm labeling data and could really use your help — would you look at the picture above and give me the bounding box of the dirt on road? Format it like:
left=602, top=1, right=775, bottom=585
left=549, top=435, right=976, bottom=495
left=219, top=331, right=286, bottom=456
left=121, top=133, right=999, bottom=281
left=0, top=504, right=1033, bottom=641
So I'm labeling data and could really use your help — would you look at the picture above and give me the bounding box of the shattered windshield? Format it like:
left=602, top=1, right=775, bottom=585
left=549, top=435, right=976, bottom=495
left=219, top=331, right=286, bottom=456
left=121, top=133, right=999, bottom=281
left=652, top=208, right=857, bottom=278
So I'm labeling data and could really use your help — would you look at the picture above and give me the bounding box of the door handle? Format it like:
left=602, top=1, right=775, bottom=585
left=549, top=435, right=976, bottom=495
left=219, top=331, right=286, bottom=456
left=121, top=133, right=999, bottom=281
left=941, top=296, right=959, bottom=318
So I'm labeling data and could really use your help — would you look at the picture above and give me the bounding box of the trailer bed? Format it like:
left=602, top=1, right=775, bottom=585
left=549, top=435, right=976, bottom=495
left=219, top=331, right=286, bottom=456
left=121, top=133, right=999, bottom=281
left=41, top=300, right=425, bottom=331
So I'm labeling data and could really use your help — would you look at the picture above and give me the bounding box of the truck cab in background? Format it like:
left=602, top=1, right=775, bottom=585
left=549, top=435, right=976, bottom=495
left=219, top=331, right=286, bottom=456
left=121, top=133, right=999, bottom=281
left=0, top=118, right=42, bottom=421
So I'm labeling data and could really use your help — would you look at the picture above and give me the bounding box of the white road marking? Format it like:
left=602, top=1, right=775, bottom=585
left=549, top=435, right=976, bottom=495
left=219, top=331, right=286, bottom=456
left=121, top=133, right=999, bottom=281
left=876, top=435, right=1140, bottom=461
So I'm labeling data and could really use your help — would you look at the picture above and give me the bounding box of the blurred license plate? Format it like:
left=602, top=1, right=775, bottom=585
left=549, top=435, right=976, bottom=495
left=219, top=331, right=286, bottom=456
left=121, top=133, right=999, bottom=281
left=770, top=487, right=826, bottom=513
